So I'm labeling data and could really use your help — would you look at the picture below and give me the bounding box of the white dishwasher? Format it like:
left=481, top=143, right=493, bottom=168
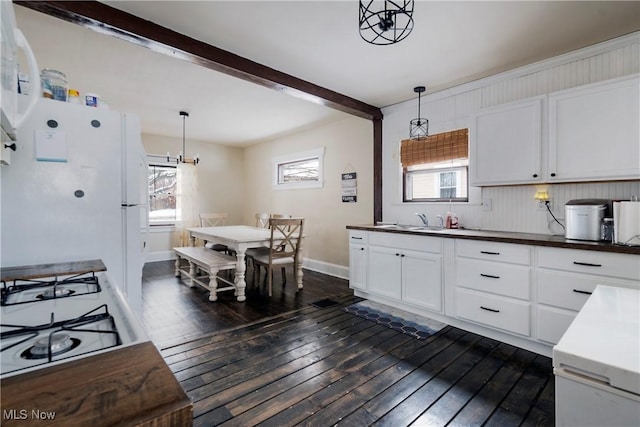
left=553, top=285, right=640, bottom=427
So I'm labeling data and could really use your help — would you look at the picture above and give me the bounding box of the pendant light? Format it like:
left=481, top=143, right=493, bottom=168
left=359, top=0, right=414, bottom=45
left=167, top=110, right=199, bottom=165
left=409, top=86, right=428, bottom=139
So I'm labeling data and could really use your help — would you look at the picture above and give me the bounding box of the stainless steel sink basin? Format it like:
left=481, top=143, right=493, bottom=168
left=373, top=224, right=447, bottom=232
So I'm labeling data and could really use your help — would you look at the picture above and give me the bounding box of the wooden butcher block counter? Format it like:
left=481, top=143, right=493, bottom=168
left=1, top=341, right=192, bottom=426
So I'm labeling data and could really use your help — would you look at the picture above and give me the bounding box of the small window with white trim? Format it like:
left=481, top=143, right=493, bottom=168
left=273, top=148, right=324, bottom=189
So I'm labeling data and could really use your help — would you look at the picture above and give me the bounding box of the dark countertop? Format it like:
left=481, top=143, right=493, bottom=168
left=347, top=225, right=640, bottom=255
left=0, top=342, right=192, bottom=426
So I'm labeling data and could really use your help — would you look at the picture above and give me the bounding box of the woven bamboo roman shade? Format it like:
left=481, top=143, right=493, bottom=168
left=400, top=128, right=469, bottom=167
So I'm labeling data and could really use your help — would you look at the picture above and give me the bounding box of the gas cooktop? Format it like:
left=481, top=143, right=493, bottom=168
left=0, top=264, right=147, bottom=378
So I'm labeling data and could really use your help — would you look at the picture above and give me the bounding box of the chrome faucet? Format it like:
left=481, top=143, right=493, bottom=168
left=415, top=213, right=428, bottom=226
left=436, top=215, right=445, bottom=229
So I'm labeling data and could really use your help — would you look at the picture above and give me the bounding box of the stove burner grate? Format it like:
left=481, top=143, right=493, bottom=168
left=1, top=304, right=122, bottom=363
left=1, top=271, right=101, bottom=306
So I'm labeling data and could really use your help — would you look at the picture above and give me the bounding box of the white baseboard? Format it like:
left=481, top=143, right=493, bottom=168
left=303, top=258, right=349, bottom=280
left=143, top=251, right=349, bottom=281
left=145, top=250, right=176, bottom=263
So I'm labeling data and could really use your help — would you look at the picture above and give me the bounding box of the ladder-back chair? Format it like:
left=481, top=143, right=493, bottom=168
left=252, top=217, right=304, bottom=297
left=199, top=213, right=229, bottom=254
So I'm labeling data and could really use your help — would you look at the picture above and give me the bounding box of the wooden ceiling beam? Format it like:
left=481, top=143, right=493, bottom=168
left=16, top=0, right=383, bottom=121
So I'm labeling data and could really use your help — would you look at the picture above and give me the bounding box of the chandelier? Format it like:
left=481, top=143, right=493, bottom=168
left=409, top=86, right=428, bottom=139
left=167, top=110, right=199, bottom=165
left=359, top=1, right=415, bottom=45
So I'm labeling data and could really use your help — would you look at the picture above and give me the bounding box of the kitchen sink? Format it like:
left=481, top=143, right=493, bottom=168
left=373, top=224, right=449, bottom=232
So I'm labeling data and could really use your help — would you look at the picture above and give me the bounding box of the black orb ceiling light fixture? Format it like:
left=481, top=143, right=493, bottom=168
left=359, top=0, right=415, bottom=45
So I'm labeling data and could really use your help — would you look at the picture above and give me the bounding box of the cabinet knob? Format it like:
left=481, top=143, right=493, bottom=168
left=395, top=253, right=400, bottom=256
left=550, top=173, right=556, bottom=177
left=360, top=248, right=364, bottom=251
left=532, top=173, right=538, bottom=178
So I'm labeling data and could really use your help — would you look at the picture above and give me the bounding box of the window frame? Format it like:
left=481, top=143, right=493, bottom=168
left=147, top=161, right=178, bottom=226
left=403, top=164, right=469, bottom=203
left=272, top=147, right=325, bottom=190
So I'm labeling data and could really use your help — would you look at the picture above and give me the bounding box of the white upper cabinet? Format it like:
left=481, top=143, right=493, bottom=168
left=470, top=74, right=639, bottom=186
left=548, top=74, right=640, bottom=182
left=471, top=97, right=543, bottom=186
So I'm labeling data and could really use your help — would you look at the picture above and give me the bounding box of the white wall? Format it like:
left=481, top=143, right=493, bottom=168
left=142, top=133, right=245, bottom=260
left=243, top=115, right=373, bottom=275
left=381, top=32, right=640, bottom=234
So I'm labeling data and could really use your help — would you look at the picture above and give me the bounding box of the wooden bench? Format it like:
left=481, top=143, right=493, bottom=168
left=173, top=247, right=237, bottom=301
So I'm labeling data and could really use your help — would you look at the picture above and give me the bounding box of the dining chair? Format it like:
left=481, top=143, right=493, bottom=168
left=199, top=212, right=229, bottom=254
left=255, top=213, right=269, bottom=228
left=246, top=213, right=291, bottom=269
left=252, top=217, right=304, bottom=297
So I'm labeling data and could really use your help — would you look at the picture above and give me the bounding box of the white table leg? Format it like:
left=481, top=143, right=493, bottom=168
left=233, top=249, right=247, bottom=302
left=296, top=238, right=304, bottom=290
left=189, top=233, right=196, bottom=247
left=174, top=256, right=181, bottom=277
left=188, top=261, right=196, bottom=288
left=208, top=267, right=219, bottom=301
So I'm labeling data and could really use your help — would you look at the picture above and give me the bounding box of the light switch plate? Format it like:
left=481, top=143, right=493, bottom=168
left=537, top=199, right=552, bottom=211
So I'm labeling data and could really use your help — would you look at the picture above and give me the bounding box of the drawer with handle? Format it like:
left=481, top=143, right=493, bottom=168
left=456, top=258, right=531, bottom=300
left=537, top=269, right=638, bottom=311
left=456, top=240, right=532, bottom=265
left=537, top=247, right=640, bottom=280
left=455, top=288, right=531, bottom=336
left=349, top=230, right=368, bottom=244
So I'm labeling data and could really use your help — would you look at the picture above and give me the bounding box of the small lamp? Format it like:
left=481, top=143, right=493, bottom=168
left=534, top=190, right=549, bottom=202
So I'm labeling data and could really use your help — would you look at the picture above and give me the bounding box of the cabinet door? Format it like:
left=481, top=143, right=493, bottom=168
left=368, top=245, right=402, bottom=300
left=548, top=75, right=640, bottom=182
left=1, top=125, right=13, bottom=165
left=402, top=250, right=442, bottom=312
left=471, top=97, right=543, bottom=185
left=349, top=244, right=368, bottom=291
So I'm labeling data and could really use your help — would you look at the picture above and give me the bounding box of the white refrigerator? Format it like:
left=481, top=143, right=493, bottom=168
left=0, top=97, right=148, bottom=316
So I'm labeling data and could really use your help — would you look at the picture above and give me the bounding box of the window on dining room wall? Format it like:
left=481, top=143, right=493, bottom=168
left=148, top=163, right=177, bottom=224
left=273, top=147, right=325, bottom=189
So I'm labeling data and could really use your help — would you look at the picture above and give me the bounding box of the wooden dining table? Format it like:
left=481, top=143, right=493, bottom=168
left=185, top=225, right=304, bottom=301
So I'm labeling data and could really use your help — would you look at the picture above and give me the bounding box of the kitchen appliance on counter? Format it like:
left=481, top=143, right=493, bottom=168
left=0, top=261, right=148, bottom=379
left=553, top=285, right=640, bottom=426
left=1, top=97, right=148, bottom=315
left=565, top=199, right=611, bottom=241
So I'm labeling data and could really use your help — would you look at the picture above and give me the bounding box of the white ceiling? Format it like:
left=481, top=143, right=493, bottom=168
left=14, top=1, right=640, bottom=147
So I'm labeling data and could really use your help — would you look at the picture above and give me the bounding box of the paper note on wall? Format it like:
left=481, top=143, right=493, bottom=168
left=35, top=129, right=67, bottom=162
left=342, top=172, right=357, bottom=203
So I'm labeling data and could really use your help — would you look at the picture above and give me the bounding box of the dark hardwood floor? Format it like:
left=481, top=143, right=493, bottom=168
left=142, top=260, right=555, bottom=426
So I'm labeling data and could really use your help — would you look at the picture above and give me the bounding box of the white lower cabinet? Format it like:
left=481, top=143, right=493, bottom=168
left=536, top=247, right=640, bottom=344
left=454, top=240, right=533, bottom=337
left=348, top=231, right=368, bottom=292
left=368, top=245, right=403, bottom=300
left=401, top=250, right=442, bottom=312
left=347, top=229, right=640, bottom=355
left=367, top=233, right=443, bottom=312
